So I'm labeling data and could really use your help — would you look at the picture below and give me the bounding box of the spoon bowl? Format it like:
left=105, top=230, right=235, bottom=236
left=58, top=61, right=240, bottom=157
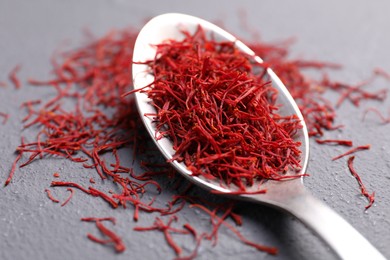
left=132, top=13, right=309, bottom=200
left=132, top=13, right=385, bottom=259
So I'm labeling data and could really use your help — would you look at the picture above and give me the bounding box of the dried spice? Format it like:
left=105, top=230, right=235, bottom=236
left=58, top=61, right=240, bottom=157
left=131, top=26, right=302, bottom=190
left=332, top=144, right=371, bottom=161
left=61, top=188, right=74, bottom=207
left=347, top=156, right=375, bottom=209
left=9, top=64, right=22, bottom=89
left=81, top=217, right=125, bottom=253
left=315, top=139, right=353, bottom=147
left=3, top=17, right=389, bottom=259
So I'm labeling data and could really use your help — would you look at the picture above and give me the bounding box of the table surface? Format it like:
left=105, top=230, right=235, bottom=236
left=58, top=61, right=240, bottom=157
left=1, top=0, right=390, bottom=259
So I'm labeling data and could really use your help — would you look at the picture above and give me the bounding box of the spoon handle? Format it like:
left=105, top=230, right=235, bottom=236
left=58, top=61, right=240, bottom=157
left=282, top=189, right=385, bottom=259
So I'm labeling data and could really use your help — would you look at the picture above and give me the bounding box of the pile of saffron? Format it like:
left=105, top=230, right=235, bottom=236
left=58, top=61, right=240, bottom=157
left=133, top=26, right=302, bottom=189
left=2, top=19, right=388, bottom=258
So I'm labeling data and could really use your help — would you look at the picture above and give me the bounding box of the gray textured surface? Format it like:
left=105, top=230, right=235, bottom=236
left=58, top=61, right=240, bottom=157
left=1, top=0, right=390, bottom=259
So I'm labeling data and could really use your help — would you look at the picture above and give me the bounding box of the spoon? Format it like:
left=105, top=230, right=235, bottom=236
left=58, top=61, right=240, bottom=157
left=132, top=13, right=385, bottom=259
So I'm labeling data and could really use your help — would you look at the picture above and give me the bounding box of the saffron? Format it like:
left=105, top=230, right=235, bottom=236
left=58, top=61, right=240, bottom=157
left=315, top=139, right=353, bottom=147
left=332, top=145, right=371, bottom=161
left=347, top=156, right=375, bottom=209
left=81, top=217, right=125, bottom=253
left=45, top=189, right=60, bottom=203
left=3, top=16, right=388, bottom=258
left=61, top=188, right=74, bottom=207
left=9, top=64, right=22, bottom=89
left=362, top=107, right=390, bottom=124
left=133, top=26, right=302, bottom=190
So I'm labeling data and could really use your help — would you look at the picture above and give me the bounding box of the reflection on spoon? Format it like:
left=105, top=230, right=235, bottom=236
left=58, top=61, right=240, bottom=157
left=132, top=13, right=385, bottom=260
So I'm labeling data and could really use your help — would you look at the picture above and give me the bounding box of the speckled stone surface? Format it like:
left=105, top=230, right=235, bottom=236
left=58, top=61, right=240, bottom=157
left=1, top=0, right=390, bottom=259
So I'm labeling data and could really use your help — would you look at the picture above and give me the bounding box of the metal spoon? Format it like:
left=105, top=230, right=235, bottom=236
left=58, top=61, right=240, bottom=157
left=132, top=13, right=385, bottom=259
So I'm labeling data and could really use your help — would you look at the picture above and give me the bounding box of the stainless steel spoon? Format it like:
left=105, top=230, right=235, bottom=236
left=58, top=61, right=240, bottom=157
left=132, top=13, right=385, bottom=260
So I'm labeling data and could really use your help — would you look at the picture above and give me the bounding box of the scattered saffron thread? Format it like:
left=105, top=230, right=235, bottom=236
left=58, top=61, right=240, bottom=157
left=134, top=216, right=186, bottom=255
left=362, top=107, right=390, bottom=124
left=4, top=152, right=23, bottom=186
left=332, top=145, right=371, bottom=161
left=9, top=64, right=22, bottom=89
left=315, top=139, right=353, bottom=147
left=61, top=188, right=74, bottom=207
left=347, top=156, right=375, bottom=210
left=190, top=203, right=278, bottom=255
left=374, top=67, right=390, bottom=81
left=45, top=189, right=60, bottom=203
left=81, top=217, right=125, bottom=253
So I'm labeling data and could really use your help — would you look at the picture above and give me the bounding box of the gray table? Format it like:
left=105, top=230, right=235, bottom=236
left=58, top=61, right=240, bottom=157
left=1, top=0, right=390, bottom=259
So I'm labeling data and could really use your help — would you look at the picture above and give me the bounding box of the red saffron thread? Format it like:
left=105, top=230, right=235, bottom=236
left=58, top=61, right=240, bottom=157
left=45, top=189, right=60, bottom=203
left=347, top=156, right=375, bottom=210
left=20, top=99, right=41, bottom=122
left=315, top=139, right=353, bottom=147
left=332, top=145, right=371, bottom=161
left=362, top=107, right=390, bottom=124
left=95, top=220, right=126, bottom=253
left=134, top=216, right=187, bottom=256
left=190, top=203, right=278, bottom=255
left=81, top=217, right=125, bottom=253
left=89, top=187, right=119, bottom=209
left=61, top=188, right=74, bottom=207
left=374, top=67, right=390, bottom=80
left=9, top=64, right=22, bottom=89
left=81, top=217, right=116, bottom=223
left=229, top=212, right=243, bottom=226
left=4, top=152, right=23, bottom=186
left=51, top=181, right=91, bottom=194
